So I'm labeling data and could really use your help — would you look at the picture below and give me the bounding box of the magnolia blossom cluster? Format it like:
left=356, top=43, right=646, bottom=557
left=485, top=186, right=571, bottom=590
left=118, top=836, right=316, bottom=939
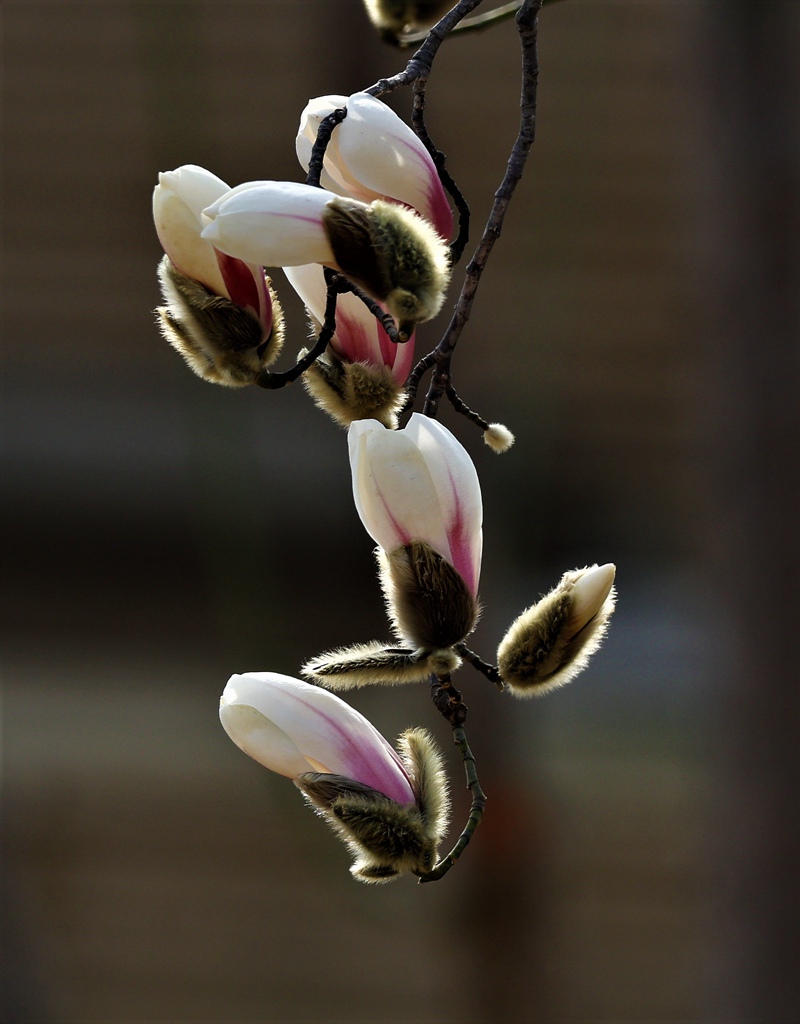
left=151, top=84, right=617, bottom=884
left=217, top=413, right=615, bottom=881
left=153, top=92, right=453, bottom=426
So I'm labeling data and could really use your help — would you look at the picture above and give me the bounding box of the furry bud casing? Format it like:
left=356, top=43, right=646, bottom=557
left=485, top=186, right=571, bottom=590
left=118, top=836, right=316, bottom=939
left=497, top=563, right=616, bottom=696
left=156, top=256, right=283, bottom=386
left=296, top=727, right=449, bottom=883
left=301, top=350, right=406, bottom=428
left=380, top=541, right=479, bottom=649
left=302, top=639, right=461, bottom=689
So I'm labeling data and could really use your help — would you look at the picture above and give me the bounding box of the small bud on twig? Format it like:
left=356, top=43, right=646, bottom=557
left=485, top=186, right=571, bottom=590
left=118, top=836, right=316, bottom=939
left=483, top=422, right=515, bottom=453
left=497, top=563, right=616, bottom=696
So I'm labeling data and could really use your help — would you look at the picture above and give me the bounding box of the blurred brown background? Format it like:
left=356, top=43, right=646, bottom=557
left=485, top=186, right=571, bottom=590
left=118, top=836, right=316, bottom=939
left=3, top=1, right=799, bottom=1021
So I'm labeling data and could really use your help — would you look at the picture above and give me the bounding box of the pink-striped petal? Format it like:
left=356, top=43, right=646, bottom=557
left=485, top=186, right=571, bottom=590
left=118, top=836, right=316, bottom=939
left=202, top=181, right=336, bottom=269
left=220, top=672, right=416, bottom=806
left=284, top=264, right=415, bottom=383
left=297, top=93, right=453, bottom=241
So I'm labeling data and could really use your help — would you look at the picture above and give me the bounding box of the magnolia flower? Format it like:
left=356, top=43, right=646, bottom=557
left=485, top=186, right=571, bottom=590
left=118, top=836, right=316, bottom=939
left=153, top=165, right=275, bottom=333
left=285, top=263, right=414, bottom=429
left=220, top=671, right=414, bottom=803
left=497, top=563, right=617, bottom=696
left=201, top=182, right=450, bottom=339
left=348, top=413, right=483, bottom=597
left=304, top=415, right=483, bottom=687
left=220, top=672, right=449, bottom=882
left=296, top=92, right=453, bottom=241
left=153, top=165, right=281, bottom=385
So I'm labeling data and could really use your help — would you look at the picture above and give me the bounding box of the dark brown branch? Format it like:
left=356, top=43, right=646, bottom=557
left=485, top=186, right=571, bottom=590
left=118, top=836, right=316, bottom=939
left=422, top=0, right=541, bottom=417
left=411, top=80, right=470, bottom=264
left=254, top=270, right=344, bottom=389
left=305, top=107, right=347, bottom=188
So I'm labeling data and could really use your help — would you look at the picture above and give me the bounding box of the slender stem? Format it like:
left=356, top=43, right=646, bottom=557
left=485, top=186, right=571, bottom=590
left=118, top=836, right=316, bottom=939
left=396, top=0, right=564, bottom=48
left=446, top=385, right=490, bottom=431
left=305, top=107, right=347, bottom=188
left=422, top=0, right=541, bottom=417
left=417, top=725, right=487, bottom=883
left=254, top=270, right=343, bottom=389
left=411, top=80, right=470, bottom=264
left=455, top=642, right=505, bottom=690
left=365, top=0, right=485, bottom=99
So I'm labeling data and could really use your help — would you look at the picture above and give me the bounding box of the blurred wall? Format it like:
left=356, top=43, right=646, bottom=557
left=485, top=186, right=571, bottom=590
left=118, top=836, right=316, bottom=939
left=3, top=1, right=798, bottom=1021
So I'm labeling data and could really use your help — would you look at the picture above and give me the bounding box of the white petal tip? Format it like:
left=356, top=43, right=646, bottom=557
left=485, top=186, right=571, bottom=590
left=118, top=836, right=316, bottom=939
left=571, top=563, right=616, bottom=624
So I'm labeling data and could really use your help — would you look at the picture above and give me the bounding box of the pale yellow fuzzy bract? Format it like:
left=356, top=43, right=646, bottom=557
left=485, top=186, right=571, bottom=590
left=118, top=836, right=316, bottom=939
left=301, top=351, right=406, bottom=428
left=322, top=198, right=451, bottom=339
left=301, top=640, right=461, bottom=689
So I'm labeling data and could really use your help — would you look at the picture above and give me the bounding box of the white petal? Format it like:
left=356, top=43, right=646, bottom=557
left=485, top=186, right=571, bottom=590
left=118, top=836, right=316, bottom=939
left=570, top=563, right=616, bottom=632
left=296, top=95, right=350, bottom=195
left=403, top=414, right=483, bottom=594
left=285, top=264, right=413, bottom=378
left=348, top=419, right=454, bottom=563
left=201, top=182, right=336, bottom=268
left=220, top=672, right=415, bottom=805
left=153, top=164, right=231, bottom=295
left=315, top=93, right=453, bottom=239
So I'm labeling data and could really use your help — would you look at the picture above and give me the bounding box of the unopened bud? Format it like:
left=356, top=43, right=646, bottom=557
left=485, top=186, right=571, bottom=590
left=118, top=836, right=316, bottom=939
left=156, top=256, right=284, bottom=386
left=483, top=423, right=515, bottom=453
left=302, top=351, right=407, bottom=428
left=497, top=563, right=616, bottom=696
left=297, top=727, right=449, bottom=882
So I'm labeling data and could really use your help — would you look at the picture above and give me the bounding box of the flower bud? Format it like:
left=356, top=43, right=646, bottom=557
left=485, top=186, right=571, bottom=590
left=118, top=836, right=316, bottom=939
left=156, top=257, right=283, bottom=386
left=483, top=422, right=515, bottom=453
left=348, top=414, right=483, bottom=598
left=497, top=564, right=617, bottom=696
left=362, top=0, right=455, bottom=40
left=202, top=185, right=450, bottom=340
left=296, top=92, right=453, bottom=240
left=220, top=672, right=414, bottom=804
left=153, top=165, right=282, bottom=386
left=285, top=262, right=413, bottom=428
left=219, top=674, right=448, bottom=882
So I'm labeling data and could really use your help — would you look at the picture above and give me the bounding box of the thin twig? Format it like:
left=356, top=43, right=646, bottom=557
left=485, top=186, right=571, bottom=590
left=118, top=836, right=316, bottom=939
left=411, top=80, right=470, bottom=264
left=422, top=0, right=541, bottom=417
left=254, top=270, right=343, bottom=389
left=446, top=385, right=490, bottom=431
left=455, top=642, right=505, bottom=689
left=365, top=0, right=486, bottom=99
left=306, top=108, right=347, bottom=188
left=395, top=0, right=563, bottom=48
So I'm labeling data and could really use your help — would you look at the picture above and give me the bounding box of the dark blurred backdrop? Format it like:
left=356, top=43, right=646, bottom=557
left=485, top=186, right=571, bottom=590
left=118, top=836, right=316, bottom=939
left=3, top=1, right=799, bottom=1021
